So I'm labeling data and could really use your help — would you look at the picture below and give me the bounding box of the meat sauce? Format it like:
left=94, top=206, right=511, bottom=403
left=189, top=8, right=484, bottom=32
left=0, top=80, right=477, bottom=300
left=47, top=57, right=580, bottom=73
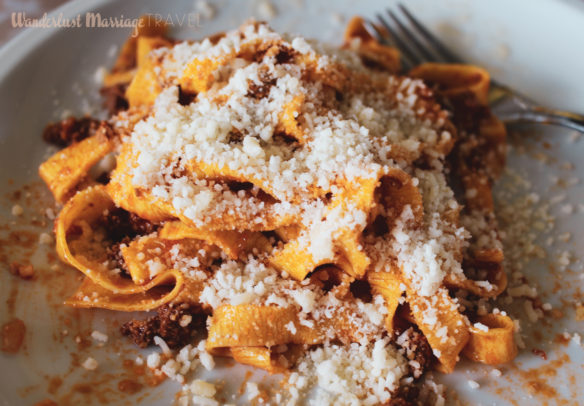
left=1, top=318, right=26, bottom=353
left=121, top=303, right=202, bottom=349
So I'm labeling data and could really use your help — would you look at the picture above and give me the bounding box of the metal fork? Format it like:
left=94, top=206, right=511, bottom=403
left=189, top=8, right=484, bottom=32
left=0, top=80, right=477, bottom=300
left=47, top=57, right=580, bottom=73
left=365, top=4, right=584, bottom=134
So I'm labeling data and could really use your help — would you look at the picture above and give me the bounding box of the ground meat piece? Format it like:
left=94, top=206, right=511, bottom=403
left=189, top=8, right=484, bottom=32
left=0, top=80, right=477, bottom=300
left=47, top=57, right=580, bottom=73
left=177, top=85, right=196, bottom=106
left=98, top=208, right=159, bottom=276
left=42, top=117, right=101, bottom=147
left=385, top=399, right=412, bottom=406
left=120, top=315, right=159, bottom=349
left=385, top=385, right=419, bottom=406
left=100, top=208, right=159, bottom=243
left=105, top=239, right=131, bottom=275
left=100, top=84, right=129, bottom=114
left=247, top=77, right=277, bottom=99
left=155, top=305, right=197, bottom=349
left=121, top=304, right=201, bottom=349
left=395, top=326, right=434, bottom=379
left=260, top=43, right=296, bottom=64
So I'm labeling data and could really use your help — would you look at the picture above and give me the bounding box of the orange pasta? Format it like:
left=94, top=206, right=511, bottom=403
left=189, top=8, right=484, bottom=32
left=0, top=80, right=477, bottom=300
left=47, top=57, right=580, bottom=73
left=38, top=17, right=516, bottom=404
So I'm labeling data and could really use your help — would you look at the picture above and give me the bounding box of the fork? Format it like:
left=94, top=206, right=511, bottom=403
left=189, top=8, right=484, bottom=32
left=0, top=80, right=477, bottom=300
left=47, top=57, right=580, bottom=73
left=365, top=4, right=584, bottom=134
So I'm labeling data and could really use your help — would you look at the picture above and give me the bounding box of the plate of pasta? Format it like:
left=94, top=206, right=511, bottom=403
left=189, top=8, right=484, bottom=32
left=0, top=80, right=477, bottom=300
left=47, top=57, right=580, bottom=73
left=1, top=0, right=584, bottom=405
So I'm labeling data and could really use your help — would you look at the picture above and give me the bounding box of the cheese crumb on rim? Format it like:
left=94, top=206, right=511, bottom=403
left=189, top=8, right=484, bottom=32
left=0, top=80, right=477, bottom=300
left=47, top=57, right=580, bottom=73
left=82, top=357, right=99, bottom=371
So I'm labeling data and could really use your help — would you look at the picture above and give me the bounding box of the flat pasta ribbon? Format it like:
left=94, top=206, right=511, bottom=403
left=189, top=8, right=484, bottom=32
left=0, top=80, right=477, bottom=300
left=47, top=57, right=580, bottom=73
left=463, top=314, right=517, bottom=365
left=206, top=303, right=380, bottom=353
left=39, top=126, right=113, bottom=202
left=56, top=185, right=184, bottom=310
left=406, top=287, right=470, bottom=374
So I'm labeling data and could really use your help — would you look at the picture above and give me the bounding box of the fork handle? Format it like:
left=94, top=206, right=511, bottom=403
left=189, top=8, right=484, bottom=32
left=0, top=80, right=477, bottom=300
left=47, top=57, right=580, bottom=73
left=497, top=107, right=584, bottom=134
left=490, top=89, right=584, bottom=134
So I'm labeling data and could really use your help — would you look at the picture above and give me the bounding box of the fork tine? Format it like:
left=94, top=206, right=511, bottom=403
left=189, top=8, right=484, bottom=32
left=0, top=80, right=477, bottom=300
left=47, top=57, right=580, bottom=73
left=386, top=9, right=440, bottom=63
left=374, top=13, right=421, bottom=69
left=363, top=19, right=396, bottom=46
left=366, top=17, right=414, bottom=71
left=398, top=3, right=462, bottom=63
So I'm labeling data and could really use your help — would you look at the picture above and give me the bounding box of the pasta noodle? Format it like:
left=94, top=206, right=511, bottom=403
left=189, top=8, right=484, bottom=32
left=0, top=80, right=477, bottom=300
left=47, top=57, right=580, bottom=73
left=39, top=15, right=518, bottom=404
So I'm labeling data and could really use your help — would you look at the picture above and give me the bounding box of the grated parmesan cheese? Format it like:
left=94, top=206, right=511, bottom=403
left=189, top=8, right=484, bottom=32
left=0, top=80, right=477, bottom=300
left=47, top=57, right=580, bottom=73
left=467, top=380, right=480, bottom=389
left=90, top=330, right=108, bottom=343
left=296, top=338, right=407, bottom=405
left=39, top=232, right=53, bottom=245
left=82, top=357, right=99, bottom=371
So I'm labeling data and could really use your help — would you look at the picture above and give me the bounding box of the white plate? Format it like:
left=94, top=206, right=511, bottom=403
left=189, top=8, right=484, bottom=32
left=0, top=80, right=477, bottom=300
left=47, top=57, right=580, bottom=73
left=1, top=0, right=583, bottom=405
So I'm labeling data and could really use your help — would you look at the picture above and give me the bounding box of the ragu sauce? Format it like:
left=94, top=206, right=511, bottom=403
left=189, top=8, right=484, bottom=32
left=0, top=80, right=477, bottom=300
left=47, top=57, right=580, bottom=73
left=1, top=318, right=26, bottom=353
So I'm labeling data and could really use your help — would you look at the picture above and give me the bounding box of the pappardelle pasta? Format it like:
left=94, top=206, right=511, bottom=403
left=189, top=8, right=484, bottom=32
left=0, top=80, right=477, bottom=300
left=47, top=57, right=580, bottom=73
left=39, top=15, right=515, bottom=405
